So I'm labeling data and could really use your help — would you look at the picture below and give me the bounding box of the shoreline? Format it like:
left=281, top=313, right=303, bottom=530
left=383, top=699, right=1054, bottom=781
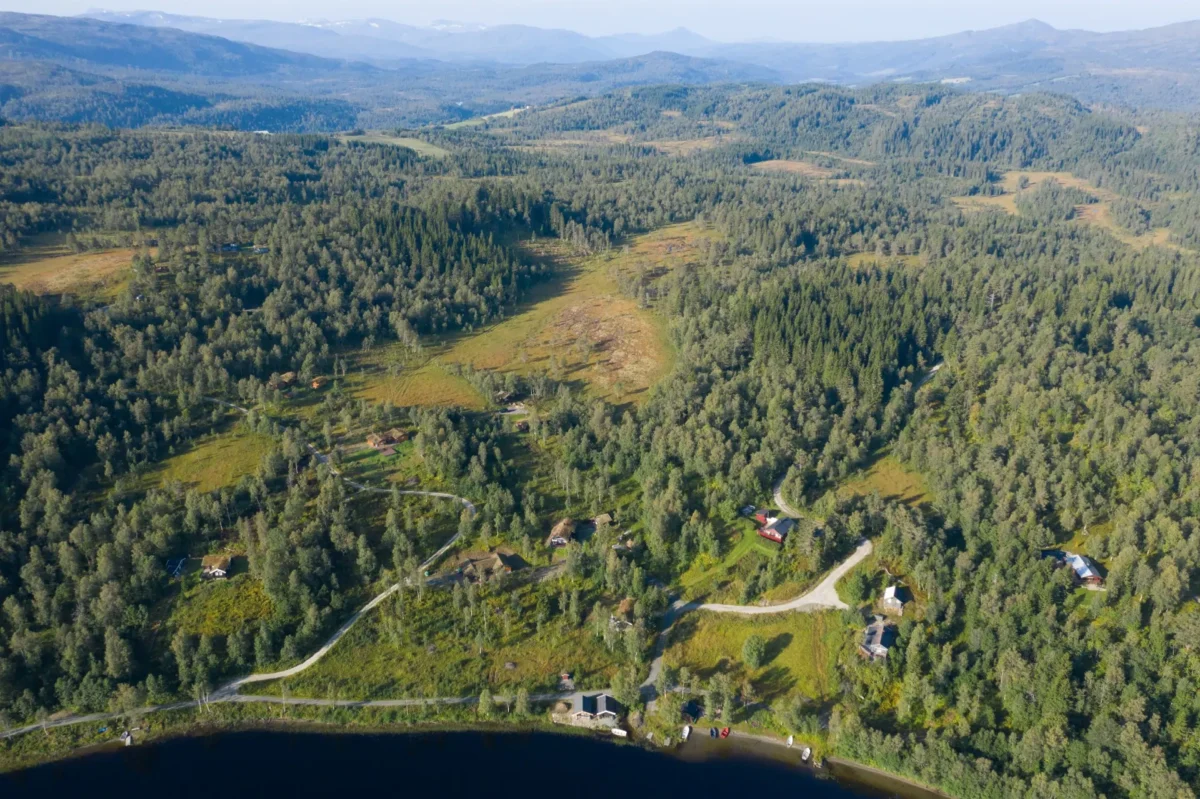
left=2, top=703, right=946, bottom=799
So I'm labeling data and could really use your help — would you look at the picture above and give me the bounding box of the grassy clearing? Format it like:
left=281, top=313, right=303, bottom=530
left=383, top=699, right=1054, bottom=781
left=350, top=359, right=486, bottom=410
left=752, top=159, right=837, bottom=179
left=445, top=106, right=529, bottom=130
left=679, top=519, right=777, bottom=599
left=645, top=136, right=728, bottom=156
left=805, top=151, right=877, bottom=167
left=0, top=234, right=137, bottom=299
left=140, top=427, right=274, bottom=493
left=838, top=455, right=932, bottom=509
left=846, top=252, right=923, bottom=269
left=259, top=580, right=624, bottom=699
left=665, top=610, right=846, bottom=703
left=352, top=222, right=718, bottom=408
left=952, top=171, right=1189, bottom=251
left=339, top=132, right=450, bottom=157
left=170, top=573, right=273, bottom=637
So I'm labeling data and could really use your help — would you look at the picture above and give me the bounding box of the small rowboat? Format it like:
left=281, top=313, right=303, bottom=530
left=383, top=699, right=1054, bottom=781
left=682, top=725, right=691, bottom=741
left=719, top=727, right=731, bottom=739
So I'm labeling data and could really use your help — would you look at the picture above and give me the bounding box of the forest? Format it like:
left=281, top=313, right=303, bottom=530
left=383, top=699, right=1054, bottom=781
left=2, top=83, right=1200, bottom=797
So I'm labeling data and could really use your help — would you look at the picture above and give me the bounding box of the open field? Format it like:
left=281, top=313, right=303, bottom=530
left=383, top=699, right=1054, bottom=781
left=257, top=580, right=624, bottom=699
left=140, top=427, right=274, bottom=493
left=838, top=455, right=932, bottom=509
left=0, top=235, right=136, bottom=299
left=445, top=106, right=530, bottom=129
left=350, top=359, right=486, bottom=410
left=645, top=136, right=727, bottom=156
left=357, top=224, right=705, bottom=407
left=339, top=132, right=450, bottom=158
left=752, top=159, right=836, bottom=179
left=170, top=573, right=273, bottom=637
left=846, top=252, right=923, bottom=269
left=665, top=610, right=846, bottom=703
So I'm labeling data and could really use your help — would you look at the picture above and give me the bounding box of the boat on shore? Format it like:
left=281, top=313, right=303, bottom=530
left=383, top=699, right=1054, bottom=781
left=682, top=725, right=691, bottom=742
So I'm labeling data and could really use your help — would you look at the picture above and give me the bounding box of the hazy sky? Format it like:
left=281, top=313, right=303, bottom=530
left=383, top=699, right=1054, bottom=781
left=6, top=0, right=1199, bottom=41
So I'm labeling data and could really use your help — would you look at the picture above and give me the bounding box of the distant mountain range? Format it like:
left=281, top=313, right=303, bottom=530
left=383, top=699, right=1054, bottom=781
left=1, top=10, right=1198, bottom=131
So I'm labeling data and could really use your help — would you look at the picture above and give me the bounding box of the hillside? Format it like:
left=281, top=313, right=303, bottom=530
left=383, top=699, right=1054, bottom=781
left=0, top=12, right=353, bottom=77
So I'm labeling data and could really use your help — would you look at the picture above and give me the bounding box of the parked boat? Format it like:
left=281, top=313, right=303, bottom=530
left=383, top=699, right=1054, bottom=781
left=682, top=725, right=691, bottom=742
left=709, top=727, right=718, bottom=738
left=786, top=735, right=794, bottom=747
left=720, top=727, right=731, bottom=739
left=800, top=746, right=812, bottom=762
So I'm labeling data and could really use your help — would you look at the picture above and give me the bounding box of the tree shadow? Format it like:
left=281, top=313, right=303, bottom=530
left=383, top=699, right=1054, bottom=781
left=763, top=632, right=792, bottom=667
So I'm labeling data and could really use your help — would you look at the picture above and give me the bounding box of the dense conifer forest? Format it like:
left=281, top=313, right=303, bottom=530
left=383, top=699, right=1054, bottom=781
left=3, top=84, right=1200, bottom=797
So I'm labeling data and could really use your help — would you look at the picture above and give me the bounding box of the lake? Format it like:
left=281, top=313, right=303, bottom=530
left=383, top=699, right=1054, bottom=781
left=0, top=728, right=938, bottom=798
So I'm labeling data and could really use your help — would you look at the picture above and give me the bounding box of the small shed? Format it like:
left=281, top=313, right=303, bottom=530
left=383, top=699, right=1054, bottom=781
left=311, top=376, right=328, bottom=389
left=594, top=512, right=614, bottom=528
left=882, top=585, right=908, bottom=615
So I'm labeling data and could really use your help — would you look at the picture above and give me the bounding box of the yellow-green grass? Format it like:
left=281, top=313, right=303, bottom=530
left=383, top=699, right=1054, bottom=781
left=952, top=171, right=1188, bottom=251
left=846, top=252, right=923, bottom=269
left=339, top=132, right=450, bottom=157
left=445, top=106, right=529, bottom=130
left=679, top=520, right=778, bottom=598
left=350, top=223, right=715, bottom=408
left=752, top=159, right=836, bottom=179
left=350, top=359, right=486, bottom=410
left=170, top=573, right=272, bottom=637
left=337, top=438, right=447, bottom=493
left=804, top=151, right=877, bottom=167
left=644, top=136, right=729, bottom=156
left=0, top=234, right=136, bottom=299
left=258, top=581, right=623, bottom=699
left=839, top=455, right=932, bottom=509
left=1057, top=520, right=1113, bottom=561
left=665, top=610, right=846, bottom=702
left=142, top=428, right=274, bottom=493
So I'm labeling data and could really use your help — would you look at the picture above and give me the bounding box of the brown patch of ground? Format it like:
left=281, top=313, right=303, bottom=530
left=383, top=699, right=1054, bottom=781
left=752, top=159, right=836, bottom=178
left=0, top=235, right=139, bottom=298
left=645, top=136, right=728, bottom=156
left=805, top=151, right=877, bottom=167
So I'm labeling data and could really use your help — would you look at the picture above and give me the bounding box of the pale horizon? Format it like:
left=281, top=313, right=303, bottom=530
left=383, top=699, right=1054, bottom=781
left=0, top=1, right=1196, bottom=43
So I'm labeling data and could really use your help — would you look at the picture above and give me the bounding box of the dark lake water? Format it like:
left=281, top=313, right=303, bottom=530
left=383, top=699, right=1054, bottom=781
left=0, top=729, right=931, bottom=798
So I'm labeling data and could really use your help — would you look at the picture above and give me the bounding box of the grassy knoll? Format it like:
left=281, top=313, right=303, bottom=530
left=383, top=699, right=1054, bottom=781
left=838, top=455, right=932, bottom=509
left=139, top=427, right=274, bottom=493
left=170, top=573, right=273, bottom=638
left=0, top=234, right=138, bottom=299
left=258, top=580, right=624, bottom=700
left=665, top=610, right=847, bottom=703
left=338, top=132, right=450, bottom=157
